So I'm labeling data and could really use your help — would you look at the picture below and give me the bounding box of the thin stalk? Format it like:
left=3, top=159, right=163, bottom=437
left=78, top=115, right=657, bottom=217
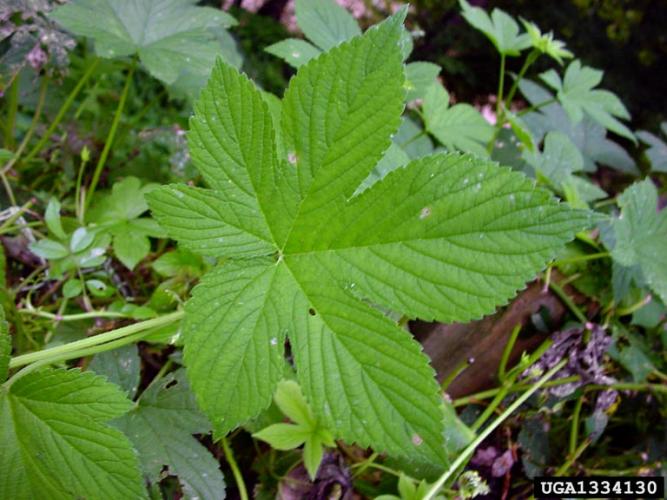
left=616, top=294, right=652, bottom=316
left=75, top=151, right=90, bottom=223
left=554, top=439, right=591, bottom=476
left=84, top=63, right=135, bottom=213
left=517, top=97, right=557, bottom=116
left=351, top=452, right=380, bottom=478
left=9, top=310, right=183, bottom=369
left=2, top=78, right=49, bottom=175
left=441, top=358, right=472, bottom=391
left=496, top=54, right=506, bottom=120
left=0, top=198, right=35, bottom=234
left=549, top=281, right=588, bottom=323
left=221, top=437, right=249, bottom=500
left=569, top=397, right=584, bottom=455
left=453, top=376, right=581, bottom=407
left=423, top=360, right=568, bottom=500
left=498, top=323, right=521, bottom=381
left=18, top=308, right=130, bottom=322
left=503, top=49, right=539, bottom=108
left=4, top=79, right=19, bottom=149
left=552, top=252, right=610, bottom=267
left=24, top=58, right=100, bottom=163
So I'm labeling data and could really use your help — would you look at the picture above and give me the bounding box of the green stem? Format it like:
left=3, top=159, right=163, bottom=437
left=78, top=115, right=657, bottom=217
left=4, top=78, right=19, bottom=149
left=498, top=323, right=521, bottom=381
left=85, top=63, right=135, bottom=214
left=9, top=310, right=183, bottom=369
left=552, top=252, right=610, bottom=267
left=518, top=97, right=557, bottom=116
left=221, top=436, right=249, bottom=500
left=2, top=78, right=49, bottom=175
left=423, top=360, right=568, bottom=500
left=453, top=375, right=581, bottom=407
left=549, top=281, right=588, bottom=323
left=18, top=308, right=131, bottom=322
left=616, top=294, right=652, bottom=316
left=503, top=49, right=539, bottom=108
left=569, top=397, right=584, bottom=455
left=496, top=54, right=506, bottom=120
left=0, top=198, right=35, bottom=234
left=441, top=358, right=472, bottom=391
left=555, top=439, right=591, bottom=476
left=24, top=58, right=100, bottom=163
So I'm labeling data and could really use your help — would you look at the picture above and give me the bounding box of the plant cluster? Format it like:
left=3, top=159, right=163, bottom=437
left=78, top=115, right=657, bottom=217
left=0, top=0, right=665, bottom=498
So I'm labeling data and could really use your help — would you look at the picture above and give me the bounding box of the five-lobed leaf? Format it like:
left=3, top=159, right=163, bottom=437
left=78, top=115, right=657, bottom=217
left=540, top=60, right=634, bottom=142
left=51, top=0, right=238, bottom=99
left=113, top=370, right=225, bottom=500
left=0, top=369, right=145, bottom=499
left=148, top=10, right=589, bottom=471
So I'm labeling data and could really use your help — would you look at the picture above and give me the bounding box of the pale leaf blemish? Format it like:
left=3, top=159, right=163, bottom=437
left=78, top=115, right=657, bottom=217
left=288, top=151, right=298, bottom=165
left=419, top=207, right=432, bottom=219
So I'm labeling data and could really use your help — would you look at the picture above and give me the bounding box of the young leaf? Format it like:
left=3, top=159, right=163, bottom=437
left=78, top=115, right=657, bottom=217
left=265, top=38, right=321, bottom=68
left=0, top=369, right=145, bottom=499
left=459, top=0, right=531, bottom=56
left=113, top=370, right=225, bottom=500
left=51, top=0, right=237, bottom=98
left=295, top=0, right=361, bottom=51
left=609, top=179, right=667, bottom=304
left=539, top=60, right=634, bottom=142
left=423, top=83, right=494, bottom=157
left=524, top=131, right=583, bottom=187
left=148, top=11, right=589, bottom=469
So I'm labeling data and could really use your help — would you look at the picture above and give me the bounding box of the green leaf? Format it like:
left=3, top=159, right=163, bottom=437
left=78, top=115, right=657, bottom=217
left=89, top=344, right=141, bottom=398
left=0, top=306, right=9, bottom=383
left=113, top=229, right=151, bottom=270
left=637, top=123, right=667, bottom=173
left=51, top=0, right=237, bottom=97
left=253, top=423, right=310, bottom=450
left=459, top=0, right=531, bottom=56
left=423, top=83, right=494, bottom=157
left=89, top=176, right=154, bottom=223
left=149, top=11, right=588, bottom=470
left=295, top=0, right=361, bottom=51
left=524, top=131, right=583, bottom=187
left=519, top=78, right=636, bottom=174
left=152, top=247, right=206, bottom=277
left=273, top=379, right=315, bottom=426
left=45, top=199, right=66, bottom=240
left=0, top=369, right=145, bottom=499
left=540, top=60, right=634, bottom=142
left=113, top=370, right=225, bottom=499
left=29, top=238, right=69, bottom=259
left=405, top=62, right=441, bottom=101
left=62, top=278, right=83, bottom=298
left=610, top=179, right=667, bottom=304
left=520, top=18, right=572, bottom=64
left=265, top=38, right=321, bottom=68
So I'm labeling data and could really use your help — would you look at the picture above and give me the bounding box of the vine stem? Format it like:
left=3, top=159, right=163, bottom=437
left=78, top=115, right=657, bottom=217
left=503, top=49, right=539, bottom=108
left=24, top=58, right=100, bottom=163
left=84, top=62, right=135, bottom=214
left=17, top=308, right=131, bottom=322
left=423, top=359, right=567, bottom=500
left=9, top=310, right=183, bottom=369
left=221, top=436, right=249, bottom=500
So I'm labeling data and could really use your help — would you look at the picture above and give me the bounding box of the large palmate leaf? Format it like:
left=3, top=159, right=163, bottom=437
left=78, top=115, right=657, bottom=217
left=51, top=0, right=238, bottom=98
left=0, top=369, right=145, bottom=499
left=423, top=82, right=494, bottom=157
left=539, top=60, right=634, bottom=142
left=147, top=11, right=588, bottom=470
left=113, top=370, right=225, bottom=499
left=609, top=180, right=667, bottom=304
